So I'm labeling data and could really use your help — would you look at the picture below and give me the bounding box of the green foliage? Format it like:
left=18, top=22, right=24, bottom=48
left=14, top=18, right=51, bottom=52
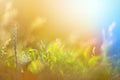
left=88, top=56, right=100, bottom=66
left=0, top=39, right=119, bottom=80
left=28, top=60, right=44, bottom=73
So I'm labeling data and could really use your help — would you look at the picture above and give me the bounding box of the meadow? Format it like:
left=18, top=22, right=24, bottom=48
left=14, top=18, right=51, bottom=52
left=0, top=0, right=120, bottom=80
left=0, top=36, right=120, bottom=80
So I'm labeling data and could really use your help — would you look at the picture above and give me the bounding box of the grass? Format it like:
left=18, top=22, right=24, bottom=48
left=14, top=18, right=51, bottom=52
left=0, top=39, right=120, bottom=80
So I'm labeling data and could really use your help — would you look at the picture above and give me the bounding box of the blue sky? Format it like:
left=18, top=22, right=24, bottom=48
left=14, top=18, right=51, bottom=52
left=103, top=0, right=120, bottom=57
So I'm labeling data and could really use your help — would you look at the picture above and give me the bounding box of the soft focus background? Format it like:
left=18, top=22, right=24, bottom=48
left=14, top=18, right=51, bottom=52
left=0, top=0, right=120, bottom=80
left=1, top=0, right=120, bottom=57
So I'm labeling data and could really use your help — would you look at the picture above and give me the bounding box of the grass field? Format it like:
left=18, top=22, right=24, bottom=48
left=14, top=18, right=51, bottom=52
left=0, top=39, right=120, bottom=80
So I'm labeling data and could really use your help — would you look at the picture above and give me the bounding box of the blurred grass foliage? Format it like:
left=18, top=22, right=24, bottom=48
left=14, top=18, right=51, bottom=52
left=0, top=39, right=119, bottom=80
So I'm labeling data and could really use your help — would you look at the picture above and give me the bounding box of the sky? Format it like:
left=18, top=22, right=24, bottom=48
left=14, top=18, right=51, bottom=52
left=103, top=0, right=120, bottom=56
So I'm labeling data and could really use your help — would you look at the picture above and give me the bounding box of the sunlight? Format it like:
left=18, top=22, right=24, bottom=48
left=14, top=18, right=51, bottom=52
left=45, top=0, right=104, bottom=35
left=1, top=1, right=17, bottom=26
left=52, top=0, right=103, bottom=23
left=57, top=0, right=102, bottom=17
left=0, top=0, right=2, bottom=3
left=0, top=0, right=120, bottom=80
left=31, top=17, right=46, bottom=29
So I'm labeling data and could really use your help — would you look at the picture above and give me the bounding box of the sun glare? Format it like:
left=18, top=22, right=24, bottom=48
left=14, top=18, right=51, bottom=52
left=44, top=0, right=104, bottom=33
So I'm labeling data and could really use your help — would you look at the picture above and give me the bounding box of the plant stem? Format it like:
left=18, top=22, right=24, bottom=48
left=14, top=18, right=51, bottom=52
left=13, top=24, right=18, bottom=80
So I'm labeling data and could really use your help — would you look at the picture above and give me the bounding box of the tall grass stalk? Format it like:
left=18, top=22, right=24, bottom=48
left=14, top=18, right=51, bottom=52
left=13, top=24, right=18, bottom=80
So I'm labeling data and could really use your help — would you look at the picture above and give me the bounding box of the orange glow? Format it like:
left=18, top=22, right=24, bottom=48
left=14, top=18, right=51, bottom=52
left=1, top=0, right=104, bottom=44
